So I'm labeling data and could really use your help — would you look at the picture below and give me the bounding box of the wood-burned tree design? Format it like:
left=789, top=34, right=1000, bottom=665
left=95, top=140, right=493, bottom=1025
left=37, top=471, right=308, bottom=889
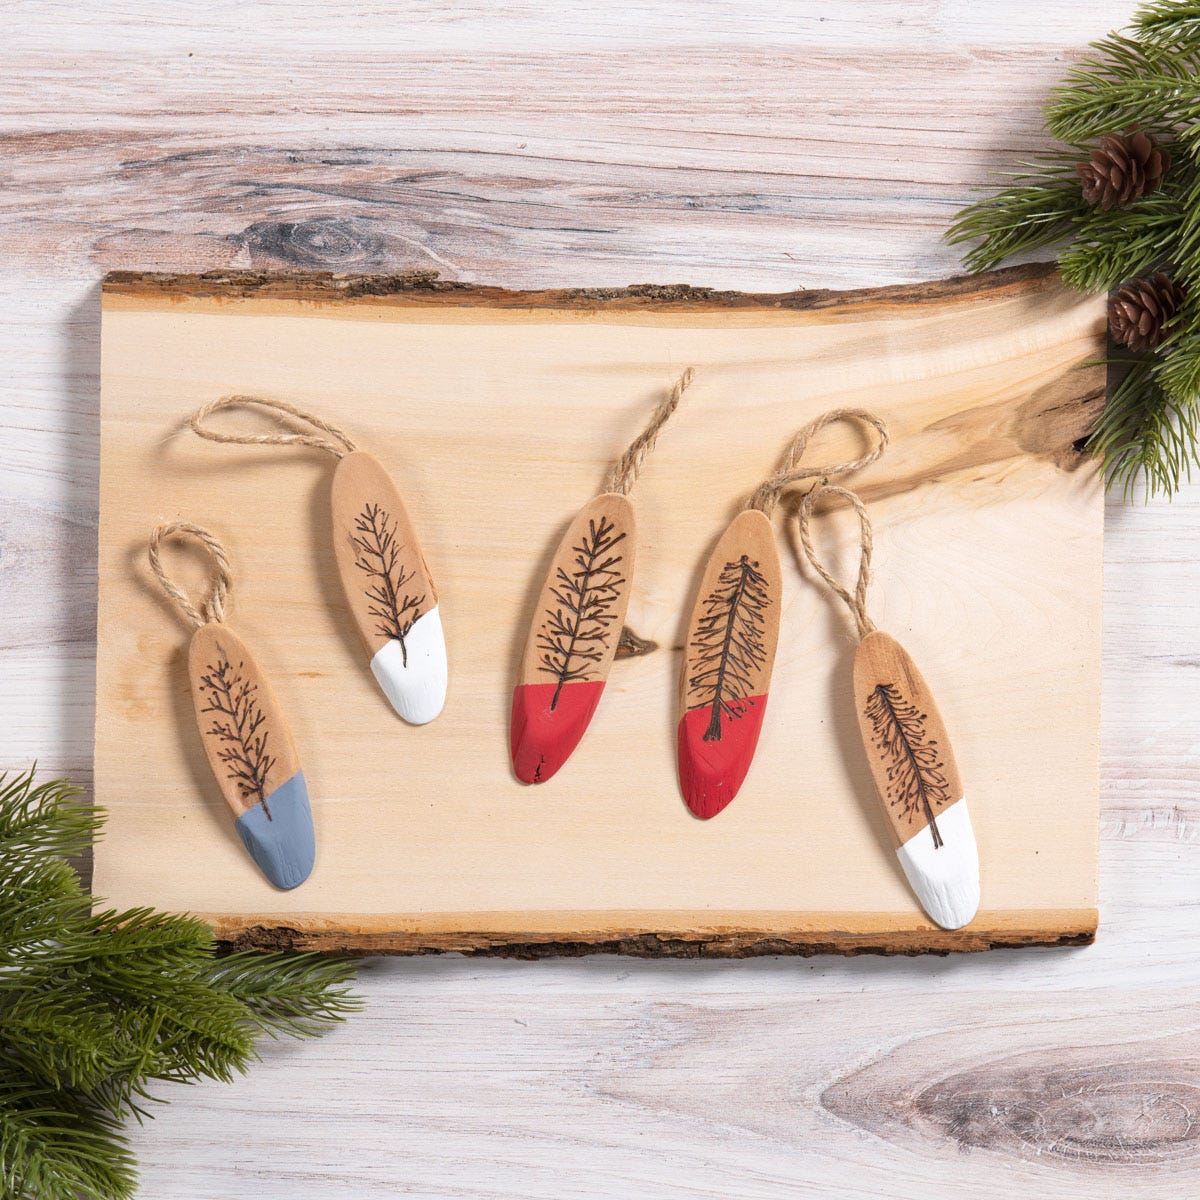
left=864, top=683, right=951, bottom=848
left=537, top=515, right=627, bottom=711
left=198, top=655, right=277, bottom=818
left=687, top=555, right=770, bottom=742
left=352, top=502, right=426, bottom=666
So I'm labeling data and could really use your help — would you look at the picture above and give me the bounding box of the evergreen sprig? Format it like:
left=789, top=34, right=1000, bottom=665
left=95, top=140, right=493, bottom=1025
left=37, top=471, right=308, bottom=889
left=947, top=0, right=1200, bottom=498
left=0, top=766, right=361, bottom=1200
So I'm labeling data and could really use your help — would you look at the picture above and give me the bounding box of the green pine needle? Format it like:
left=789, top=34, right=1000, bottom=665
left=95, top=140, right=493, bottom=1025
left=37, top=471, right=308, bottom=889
left=0, top=768, right=362, bottom=1199
left=1056, top=183, right=1185, bottom=291
left=1134, top=0, right=1200, bottom=43
left=1088, top=355, right=1198, bottom=499
left=1, top=1074, right=137, bottom=1200
left=0, top=767, right=93, bottom=864
left=949, top=0, right=1200, bottom=498
left=946, top=169, right=1087, bottom=273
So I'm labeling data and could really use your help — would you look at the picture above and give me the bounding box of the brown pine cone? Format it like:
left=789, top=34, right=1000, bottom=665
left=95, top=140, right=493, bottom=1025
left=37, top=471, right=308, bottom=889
left=1109, top=273, right=1185, bottom=352
left=1077, top=130, right=1170, bottom=209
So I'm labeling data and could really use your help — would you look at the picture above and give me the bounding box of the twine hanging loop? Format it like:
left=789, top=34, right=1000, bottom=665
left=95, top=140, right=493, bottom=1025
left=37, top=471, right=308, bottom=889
left=795, top=483, right=878, bottom=640
left=149, top=521, right=234, bottom=629
left=189, top=395, right=357, bottom=459
left=747, top=408, right=888, bottom=515
left=606, top=367, right=696, bottom=496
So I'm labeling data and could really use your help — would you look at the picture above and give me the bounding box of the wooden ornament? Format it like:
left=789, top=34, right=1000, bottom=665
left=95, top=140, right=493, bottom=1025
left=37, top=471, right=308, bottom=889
left=797, top=483, right=980, bottom=930
left=676, top=407, right=889, bottom=819
left=510, top=367, right=694, bottom=785
left=151, top=522, right=315, bottom=891
left=331, top=450, right=446, bottom=725
left=852, top=630, right=978, bottom=930
left=677, top=509, right=782, bottom=819
left=511, top=494, right=636, bottom=784
left=189, top=395, right=446, bottom=725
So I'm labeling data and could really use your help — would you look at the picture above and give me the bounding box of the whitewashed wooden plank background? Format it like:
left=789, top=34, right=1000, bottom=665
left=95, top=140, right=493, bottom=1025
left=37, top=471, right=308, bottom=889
left=8, top=1, right=1200, bottom=1195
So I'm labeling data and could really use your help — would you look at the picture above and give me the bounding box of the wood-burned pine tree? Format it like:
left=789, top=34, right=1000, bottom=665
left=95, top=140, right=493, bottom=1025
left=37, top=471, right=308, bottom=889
left=687, top=554, right=770, bottom=741
left=197, top=654, right=276, bottom=815
left=352, top=501, right=426, bottom=666
left=537, top=514, right=627, bottom=711
left=864, top=682, right=950, bottom=847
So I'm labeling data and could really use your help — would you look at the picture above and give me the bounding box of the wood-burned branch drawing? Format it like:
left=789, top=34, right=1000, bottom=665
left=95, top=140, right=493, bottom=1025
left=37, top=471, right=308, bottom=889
left=687, top=555, right=770, bottom=742
left=537, top=515, right=627, bottom=711
left=864, top=683, right=950, bottom=848
left=198, top=655, right=276, bottom=817
left=352, top=502, right=426, bottom=665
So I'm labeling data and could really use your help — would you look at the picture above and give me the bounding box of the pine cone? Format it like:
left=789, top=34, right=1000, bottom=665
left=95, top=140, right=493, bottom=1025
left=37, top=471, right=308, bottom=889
left=1109, top=273, right=1185, bottom=352
left=1077, top=131, right=1170, bottom=209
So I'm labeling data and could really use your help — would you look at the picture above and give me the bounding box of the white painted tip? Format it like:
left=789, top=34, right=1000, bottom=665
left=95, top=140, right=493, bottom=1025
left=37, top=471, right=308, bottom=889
left=894, top=797, right=980, bottom=931
left=369, top=605, right=447, bottom=725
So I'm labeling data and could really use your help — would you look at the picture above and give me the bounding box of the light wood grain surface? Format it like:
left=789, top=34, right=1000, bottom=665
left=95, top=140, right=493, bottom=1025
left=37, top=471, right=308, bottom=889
left=5, top=1, right=1194, bottom=1195
left=94, top=270, right=1103, bottom=953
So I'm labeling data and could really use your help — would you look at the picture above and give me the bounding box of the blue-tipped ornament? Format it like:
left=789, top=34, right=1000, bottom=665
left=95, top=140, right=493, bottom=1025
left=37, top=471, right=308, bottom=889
left=150, top=521, right=316, bottom=890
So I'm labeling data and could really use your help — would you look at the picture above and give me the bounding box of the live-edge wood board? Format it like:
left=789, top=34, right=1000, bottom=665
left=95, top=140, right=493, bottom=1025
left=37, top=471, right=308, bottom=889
left=94, top=264, right=1103, bottom=955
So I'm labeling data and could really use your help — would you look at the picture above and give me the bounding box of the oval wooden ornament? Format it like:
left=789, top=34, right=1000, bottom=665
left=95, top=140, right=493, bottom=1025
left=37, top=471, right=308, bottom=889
left=852, top=630, right=979, bottom=930
left=510, top=493, right=636, bottom=784
left=187, top=623, right=315, bottom=890
left=677, top=508, right=783, bottom=819
left=331, top=450, right=447, bottom=725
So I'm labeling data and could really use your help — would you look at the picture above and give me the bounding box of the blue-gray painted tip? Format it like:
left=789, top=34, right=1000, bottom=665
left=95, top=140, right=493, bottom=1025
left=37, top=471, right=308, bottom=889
left=234, top=771, right=315, bottom=890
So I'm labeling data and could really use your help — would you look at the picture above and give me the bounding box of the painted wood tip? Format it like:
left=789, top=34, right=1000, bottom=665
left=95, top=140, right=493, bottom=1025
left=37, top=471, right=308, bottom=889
left=895, top=797, right=981, bottom=930
left=509, top=679, right=605, bottom=785
left=369, top=605, right=448, bottom=725
left=676, top=696, right=768, bottom=819
left=233, top=770, right=316, bottom=890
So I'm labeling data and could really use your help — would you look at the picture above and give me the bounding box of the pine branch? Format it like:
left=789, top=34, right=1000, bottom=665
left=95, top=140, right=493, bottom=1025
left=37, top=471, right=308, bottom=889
left=1046, top=33, right=1200, bottom=143
left=946, top=163, right=1089, bottom=273
left=0, top=1072, right=137, bottom=1200
left=0, top=768, right=361, bottom=1199
left=205, top=952, right=362, bottom=1040
left=0, top=769, right=92, bottom=864
left=1088, top=354, right=1200, bottom=499
left=948, top=0, right=1200, bottom=498
left=1056, top=179, right=1188, bottom=290
left=1135, top=0, right=1200, bottom=43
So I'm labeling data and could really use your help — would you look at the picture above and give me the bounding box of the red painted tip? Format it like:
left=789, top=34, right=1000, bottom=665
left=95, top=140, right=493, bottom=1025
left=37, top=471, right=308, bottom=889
left=677, top=694, right=769, bottom=818
left=510, top=680, right=606, bottom=785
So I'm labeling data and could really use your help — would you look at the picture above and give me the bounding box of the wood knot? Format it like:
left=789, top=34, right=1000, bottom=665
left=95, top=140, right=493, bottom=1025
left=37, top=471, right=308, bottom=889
left=914, top=1062, right=1200, bottom=1164
left=237, top=217, right=390, bottom=269
left=616, top=626, right=658, bottom=659
left=825, top=1053, right=1200, bottom=1168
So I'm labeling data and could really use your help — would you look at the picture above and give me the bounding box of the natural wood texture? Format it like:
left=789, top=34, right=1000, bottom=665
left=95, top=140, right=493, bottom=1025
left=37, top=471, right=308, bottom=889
left=214, top=908, right=1096, bottom=957
left=853, top=630, right=963, bottom=847
left=512, top=492, right=636, bottom=784
left=331, top=449, right=439, bottom=661
left=93, top=266, right=1103, bottom=951
left=677, top=508, right=782, bottom=819
left=187, top=622, right=301, bottom=819
left=102, top=262, right=1061, bottom=310
left=7, top=3, right=1182, bottom=1193
left=0, top=1, right=1135, bottom=302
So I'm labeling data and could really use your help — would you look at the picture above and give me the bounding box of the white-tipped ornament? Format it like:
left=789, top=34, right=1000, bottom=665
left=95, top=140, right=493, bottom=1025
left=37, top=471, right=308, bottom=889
left=797, top=483, right=980, bottom=932
left=854, top=631, right=979, bottom=930
left=331, top=449, right=447, bottom=724
left=188, top=395, right=448, bottom=725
